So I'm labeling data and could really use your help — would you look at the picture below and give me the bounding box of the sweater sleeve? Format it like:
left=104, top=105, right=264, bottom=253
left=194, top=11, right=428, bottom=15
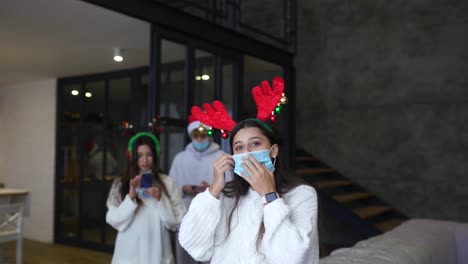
left=105, top=179, right=138, bottom=232
left=168, top=154, right=185, bottom=196
left=153, top=175, right=187, bottom=230
left=262, top=185, right=319, bottom=264
left=178, top=189, right=222, bottom=261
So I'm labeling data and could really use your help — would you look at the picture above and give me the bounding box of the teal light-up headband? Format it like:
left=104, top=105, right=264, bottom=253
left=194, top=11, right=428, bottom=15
left=127, top=132, right=161, bottom=158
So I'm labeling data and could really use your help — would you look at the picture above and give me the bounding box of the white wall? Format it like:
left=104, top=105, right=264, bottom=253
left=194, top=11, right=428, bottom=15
left=0, top=96, right=4, bottom=184
left=0, top=79, right=56, bottom=242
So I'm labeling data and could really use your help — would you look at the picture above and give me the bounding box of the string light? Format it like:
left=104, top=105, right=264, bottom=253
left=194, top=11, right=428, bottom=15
left=268, top=93, right=287, bottom=122
left=221, top=130, right=229, bottom=139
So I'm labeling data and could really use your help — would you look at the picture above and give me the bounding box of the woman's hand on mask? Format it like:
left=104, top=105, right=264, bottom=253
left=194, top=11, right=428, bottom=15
left=146, top=186, right=162, bottom=201
left=210, top=154, right=234, bottom=198
left=240, top=154, right=276, bottom=197
left=129, top=175, right=142, bottom=199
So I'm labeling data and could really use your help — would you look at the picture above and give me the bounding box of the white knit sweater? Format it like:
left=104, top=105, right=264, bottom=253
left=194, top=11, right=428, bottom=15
left=106, top=174, right=186, bottom=264
left=179, top=185, right=319, bottom=264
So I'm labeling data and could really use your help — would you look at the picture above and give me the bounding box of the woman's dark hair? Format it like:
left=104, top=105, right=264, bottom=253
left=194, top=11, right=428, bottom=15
left=222, top=118, right=302, bottom=252
left=120, top=135, right=169, bottom=204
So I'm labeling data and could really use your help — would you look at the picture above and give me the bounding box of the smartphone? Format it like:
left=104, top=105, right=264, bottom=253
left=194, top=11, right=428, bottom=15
left=141, top=173, right=153, bottom=188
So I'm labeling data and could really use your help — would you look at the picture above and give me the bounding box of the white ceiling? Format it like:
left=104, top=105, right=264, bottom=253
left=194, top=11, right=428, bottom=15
left=0, top=0, right=152, bottom=87
left=0, top=0, right=282, bottom=89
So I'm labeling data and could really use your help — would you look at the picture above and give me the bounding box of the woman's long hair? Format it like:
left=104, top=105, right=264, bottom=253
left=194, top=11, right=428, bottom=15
left=222, top=119, right=302, bottom=252
left=120, top=135, right=169, bottom=204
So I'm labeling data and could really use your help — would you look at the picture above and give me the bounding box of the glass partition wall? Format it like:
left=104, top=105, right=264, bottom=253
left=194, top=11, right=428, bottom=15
left=56, top=28, right=289, bottom=252
left=56, top=68, right=150, bottom=250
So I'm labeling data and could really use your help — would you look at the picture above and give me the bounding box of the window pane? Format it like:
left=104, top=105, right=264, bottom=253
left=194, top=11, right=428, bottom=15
left=240, top=1, right=283, bottom=40
left=222, top=63, right=234, bottom=109
left=59, top=188, right=79, bottom=239
left=159, top=125, right=186, bottom=172
left=83, top=133, right=105, bottom=182
left=80, top=189, right=104, bottom=243
left=109, top=77, right=131, bottom=127
left=84, top=81, right=106, bottom=127
left=160, top=40, right=186, bottom=118
left=62, top=84, right=82, bottom=124
left=194, top=50, right=214, bottom=106
left=138, top=74, right=150, bottom=128
left=105, top=131, right=128, bottom=181
left=243, top=56, right=283, bottom=119
left=221, top=60, right=235, bottom=154
left=59, top=133, right=80, bottom=185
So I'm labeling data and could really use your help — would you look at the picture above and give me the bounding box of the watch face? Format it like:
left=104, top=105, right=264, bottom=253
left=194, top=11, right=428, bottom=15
left=265, top=192, right=278, bottom=203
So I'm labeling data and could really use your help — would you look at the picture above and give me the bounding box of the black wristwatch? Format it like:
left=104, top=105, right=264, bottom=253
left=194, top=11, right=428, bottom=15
left=261, top=192, right=279, bottom=204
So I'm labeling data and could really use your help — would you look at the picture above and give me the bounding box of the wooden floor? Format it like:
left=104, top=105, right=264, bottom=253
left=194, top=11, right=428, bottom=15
left=1, top=239, right=112, bottom=264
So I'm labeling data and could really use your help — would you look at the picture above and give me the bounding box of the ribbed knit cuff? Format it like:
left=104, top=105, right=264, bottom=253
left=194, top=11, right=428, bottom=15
left=263, top=198, right=290, bottom=230
left=199, top=188, right=222, bottom=207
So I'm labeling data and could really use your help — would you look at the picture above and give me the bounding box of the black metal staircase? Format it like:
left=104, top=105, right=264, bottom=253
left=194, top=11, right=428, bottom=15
left=295, top=148, right=408, bottom=241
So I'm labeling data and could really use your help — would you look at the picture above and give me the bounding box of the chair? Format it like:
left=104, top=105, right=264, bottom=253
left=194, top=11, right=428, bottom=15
left=0, top=203, right=24, bottom=264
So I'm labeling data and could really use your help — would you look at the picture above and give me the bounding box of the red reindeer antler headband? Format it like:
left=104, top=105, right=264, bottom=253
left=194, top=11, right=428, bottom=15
left=252, top=76, right=287, bottom=122
left=191, top=77, right=287, bottom=138
left=191, top=100, right=236, bottom=138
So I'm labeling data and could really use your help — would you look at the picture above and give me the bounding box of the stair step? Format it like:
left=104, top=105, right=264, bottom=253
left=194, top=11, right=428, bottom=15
left=333, top=192, right=375, bottom=203
left=296, top=156, right=317, bottom=162
left=375, top=218, right=405, bottom=232
left=296, top=168, right=335, bottom=175
left=354, top=206, right=392, bottom=219
left=314, top=180, right=353, bottom=189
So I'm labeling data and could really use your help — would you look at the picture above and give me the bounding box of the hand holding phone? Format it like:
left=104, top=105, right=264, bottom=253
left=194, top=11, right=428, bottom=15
left=145, top=187, right=162, bottom=201
left=141, top=173, right=153, bottom=189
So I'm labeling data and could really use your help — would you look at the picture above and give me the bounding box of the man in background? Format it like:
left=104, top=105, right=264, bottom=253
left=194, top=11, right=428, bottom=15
left=169, top=116, right=225, bottom=264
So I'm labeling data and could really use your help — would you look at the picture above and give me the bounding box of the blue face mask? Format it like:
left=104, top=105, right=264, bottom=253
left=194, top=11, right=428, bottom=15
left=192, top=138, right=210, bottom=152
left=232, top=148, right=275, bottom=178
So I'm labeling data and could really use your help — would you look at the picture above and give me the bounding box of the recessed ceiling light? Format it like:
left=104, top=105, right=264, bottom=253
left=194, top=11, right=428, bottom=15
left=114, top=48, right=123, bottom=62
left=85, top=92, right=92, bottom=98
left=195, top=76, right=202, bottom=80
left=71, top=90, right=79, bottom=96
left=202, top=74, right=210, bottom=80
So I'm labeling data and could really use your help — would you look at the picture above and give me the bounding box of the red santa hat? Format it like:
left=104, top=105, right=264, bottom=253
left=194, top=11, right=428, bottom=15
left=187, top=115, right=201, bottom=136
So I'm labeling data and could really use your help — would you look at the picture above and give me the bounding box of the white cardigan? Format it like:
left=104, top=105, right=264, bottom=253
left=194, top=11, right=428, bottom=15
left=179, top=185, right=319, bottom=264
left=106, top=174, right=186, bottom=264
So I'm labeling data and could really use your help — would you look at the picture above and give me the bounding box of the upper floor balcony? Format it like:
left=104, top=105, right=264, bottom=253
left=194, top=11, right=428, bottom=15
left=151, top=0, right=297, bottom=53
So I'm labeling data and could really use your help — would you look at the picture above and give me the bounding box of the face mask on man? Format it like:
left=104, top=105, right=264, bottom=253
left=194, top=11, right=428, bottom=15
left=192, top=138, right=210, bottom=152
left=232, top=147, right=275, bottom=178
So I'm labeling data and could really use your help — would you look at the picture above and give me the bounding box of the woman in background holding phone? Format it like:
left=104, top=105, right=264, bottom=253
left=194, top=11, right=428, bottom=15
left=106, top=132, right=186, bottom=264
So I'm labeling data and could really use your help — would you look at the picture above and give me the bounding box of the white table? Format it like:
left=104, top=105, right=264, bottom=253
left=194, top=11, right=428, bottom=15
left=0, top=189, right=30, bottom=216
left=0, top=188, right=29, bottom=263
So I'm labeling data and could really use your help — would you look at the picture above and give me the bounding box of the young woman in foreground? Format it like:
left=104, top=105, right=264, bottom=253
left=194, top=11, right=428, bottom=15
left=179, top=118, right=319, bottom=264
